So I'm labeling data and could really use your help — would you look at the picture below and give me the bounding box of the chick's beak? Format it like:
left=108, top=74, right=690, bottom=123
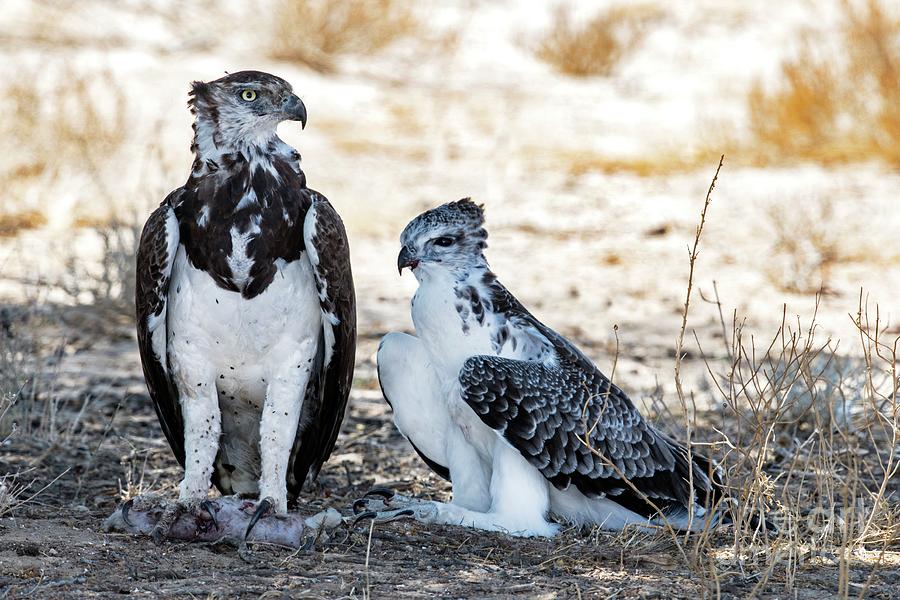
left=282, top=94, right=307, bottom=129
left=397, top=246, right=419, bottom=274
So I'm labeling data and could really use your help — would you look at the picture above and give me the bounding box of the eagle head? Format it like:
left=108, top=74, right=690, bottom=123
left=188, top=70, right=307, bottom=151
left=398, top=198, right=488, bottom=276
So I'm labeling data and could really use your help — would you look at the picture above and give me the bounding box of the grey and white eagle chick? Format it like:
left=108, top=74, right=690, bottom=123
left=135, top=71, right=356, bottom=541
left=357, top=199, right=726, bottom=537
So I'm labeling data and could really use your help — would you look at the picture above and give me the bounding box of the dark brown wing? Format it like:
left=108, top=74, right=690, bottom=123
left=135, top=192, right=185, bottom=466
left=287, top=191, right=356, bottom=492
left=459, top=352, right=721, bottom=520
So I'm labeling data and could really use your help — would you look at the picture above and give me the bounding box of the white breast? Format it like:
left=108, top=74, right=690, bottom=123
left=412, top=268, right=559, bottom=385
left=172, top=254, right=318, bottom=400
left=412, top=271, right=495, bottom=380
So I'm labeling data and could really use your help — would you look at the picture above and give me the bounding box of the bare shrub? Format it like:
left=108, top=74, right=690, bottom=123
left=535, top=4, right=662, bottom=77
left=55, top=220, right=142, bottom=321
left=692, top=296, right=900, bottom=595
left=0, top=65, right=127, bottom=225
left=268, top=0, right=417, bottom=72
left=748, top=0, right=900, bottom=166
left=602, top=159, right=900, bottom=594
left=763, top=197, right=846, bottom=294
left=0, top=307, right=42, bottom=440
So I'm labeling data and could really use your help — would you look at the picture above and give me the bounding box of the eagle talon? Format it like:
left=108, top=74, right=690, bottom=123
left=200, top=499, right=219, bottom=530
left=351, top=511, right=378, bottom=528
left=352, top=507, right=417, bottom=528
left=244, top=497, right=274, bottom=540
left=363, top=487, right=396, bottom=501
left=121, top=499, right=135, bottom=528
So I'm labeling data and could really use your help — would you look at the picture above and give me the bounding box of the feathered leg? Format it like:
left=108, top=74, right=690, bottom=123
left=377, top=332, right=491, bottom=510
left=152, top=353, right=221, bottom=542
left=355, top=417, right=559, bottom=538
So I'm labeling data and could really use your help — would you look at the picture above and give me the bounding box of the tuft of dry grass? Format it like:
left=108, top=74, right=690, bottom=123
left=764, top=197, right=844, bottom=294
left=747, top=0, right=900, bottom=167
left=0, top=210, right=47, bottom=237
left=268, top=0, right=417, bottom=72
left=54, top=220, right=142, bottom=319
left=535, top=4, right=662, bottom=77
left=593, top=160, right=900, bottom=595
left=0, top=66, right=128, bottom=227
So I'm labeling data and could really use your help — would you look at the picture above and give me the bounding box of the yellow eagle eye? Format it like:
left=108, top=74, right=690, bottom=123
left=241, top=89, right=257, bottom=102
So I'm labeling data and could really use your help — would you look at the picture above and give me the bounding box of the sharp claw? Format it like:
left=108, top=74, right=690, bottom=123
left=363, top=487, right=396, bottom=500
left=200, top=500, right=219, bottom=530
left=121, top=499, right=134, bottom=527
left=244, top=497, right=273, bottom=541
left=352, top=511, right=379, bottom=528
left=351, top=508, right=416, bottom=528
left=387, top=509, right=415, bottom=522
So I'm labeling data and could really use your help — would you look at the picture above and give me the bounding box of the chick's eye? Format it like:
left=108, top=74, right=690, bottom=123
left=241, top=89, right=257, bottom=102
left=433, top=236, right=455, bottom=247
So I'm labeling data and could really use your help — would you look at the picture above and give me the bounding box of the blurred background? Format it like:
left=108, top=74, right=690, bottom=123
left=1, top=0, right=899, bottom=329
left=2, top=0, right=899, bottom=440
left=0, top=2, right=898, bottom=595
left=1, top=0, right=899, bottom=430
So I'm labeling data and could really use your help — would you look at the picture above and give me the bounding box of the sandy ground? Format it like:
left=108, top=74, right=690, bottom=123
left=1, top=0, right=899, bottom=597
left=1, top=329, right=898, bottom=599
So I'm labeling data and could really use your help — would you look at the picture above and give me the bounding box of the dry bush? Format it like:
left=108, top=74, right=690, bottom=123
left=0, top=66, right=127, bottom=227
left=628, top=160, right=900, bottom=596
left=763, top=197, right=847, bottom=294
left=748, top=0, right=900, bottom=167
left=53, top=221, right=142, bottom=321
left=688, top=297, right=900, bottom=596
left=0, top=307, right=42, bottom=441
left=536, top=4, right=662, bottom=77
left=0, top=306, right=74, bottom=443
left=268, top=0, right=417, bottom=72
left=590, top=160, right=900, bottom=595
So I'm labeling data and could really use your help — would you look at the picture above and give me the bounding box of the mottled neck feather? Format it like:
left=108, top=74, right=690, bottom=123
left=188, top=104, right=298, bottom=180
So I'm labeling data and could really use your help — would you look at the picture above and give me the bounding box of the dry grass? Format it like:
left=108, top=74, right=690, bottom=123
left=609, top=159, right=900, bottom=596
left=0, top=66, right=127, bottom=227
left=552, top=147, right=716, bottom=177
left=0, top=210, right=47, bottom=237
left=535, top=4, right=662, bottom=77
left=764, top=197, right=845, bottom=294
left=747, top=0, right=900, bottom=167
left=268, top=0, right=417, bottom=72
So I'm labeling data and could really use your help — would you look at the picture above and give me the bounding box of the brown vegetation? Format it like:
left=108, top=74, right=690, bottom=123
left=536, top=4, right=662, bottom=77
left=268, top=0, right=417, bottom=72
left=747, top=0, right=900, bottom=167
left=0, top=66, right=127, bottom=226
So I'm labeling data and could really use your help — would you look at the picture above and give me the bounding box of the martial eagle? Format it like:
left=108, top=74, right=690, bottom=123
left=135, top=71, right=355, bottom=539
left=356, top=199, right=726, bottom=537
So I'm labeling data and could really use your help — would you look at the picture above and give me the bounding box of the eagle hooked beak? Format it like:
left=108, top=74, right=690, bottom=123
left=397, top=246, right=419, bottom=274
left=282, top=94, right=307, bottom=129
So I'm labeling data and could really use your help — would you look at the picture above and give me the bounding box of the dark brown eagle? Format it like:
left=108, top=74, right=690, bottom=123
left=134, top=71, right=355, bottom=539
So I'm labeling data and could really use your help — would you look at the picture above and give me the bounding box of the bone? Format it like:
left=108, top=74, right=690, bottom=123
left=103, top=494, right=343, bottom=549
